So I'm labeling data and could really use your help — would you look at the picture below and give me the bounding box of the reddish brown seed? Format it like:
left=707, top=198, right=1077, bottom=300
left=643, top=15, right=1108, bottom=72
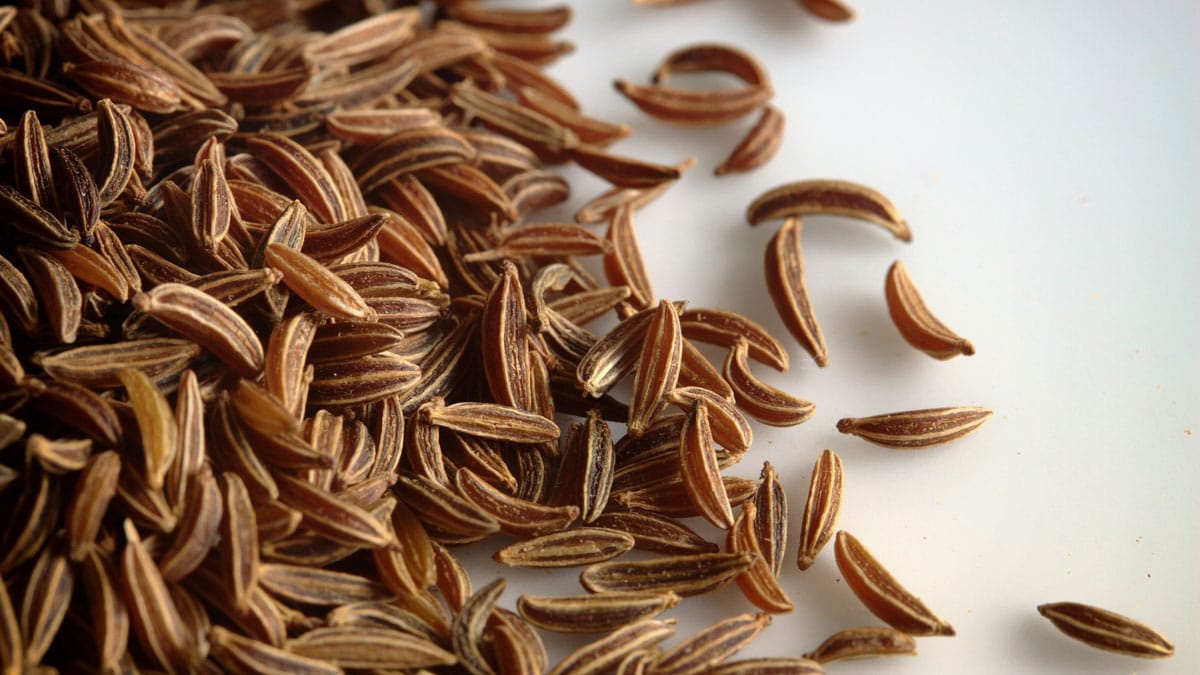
left=1036, top=602, right=1175, bottom=658
left=834, top=531, right=955, bottom=637
left=764, top=217, right=827, bottom=367
left=836, top=406, right=993, bottom=449
left=885, top=260, right=975, bottom=359
left=747, top=180, right=910, bottom=241
left=714, top=105, right=785, bottom=176
left=796, top=449, right=843, bottom=571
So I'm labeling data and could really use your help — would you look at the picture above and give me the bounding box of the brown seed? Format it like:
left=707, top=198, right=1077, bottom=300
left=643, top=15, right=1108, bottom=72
left=209, top=625, right=342, bottom=675
left=265, top=243, right=375, bottom=322
left=274, top=473, right=394, bottom=549
left=259, top=564, right=391, bottom=606
left=465, top=223, right=613, bottom=262
left=727, top=501, right=793, bottom=613
left=132, top=283, right=264, bottom=376
left=796, top=449, right=843, bottom=571
left=707, top=657, right=826, bottom=674
left=352, top=126, right=476, bottom=192
left=569, top=144, right=684, bottom=189
left=592, top=509, right=719, bottom=555
left=64, top=59, right=183, bottom=114
left=307, top=353, right=420, bottom=408
left=580, top=552, right=754, bottom=597
left=836, top=406, right=993, bottom=448
left=548, top=619, right=677, bottom=675
left=65, top=451, right=122, bottom=562
left=614, top=79, right=772, bottom=127
left=747, top=179, right=911, bottom=241
left=678, top=401, right=735, bottom=529
left=1037, top=602, right=1174, bottom=659
left=119, top=519, right=195, bottom=672
left=797, top=0, right=856, bottom=22
left=19, top=247, right=81, bottom=344
left=652, top=43, right=772, bottom=88
left=764, top=217, right=827, bottom=367
left=715, top=105, right=785, bottom=176
left=834, top=530, right=955, bottom=637
left=427, top=402, right=560, bottom=444
left=47, top=242, right=130, bottom=302
left=219, top=472, right=260, bottom=611
left=750, top=461, right=788, bottom=577
left=481, top=260, right=534, bottom=411
left=724, top=338, right=815, bottom=427
left=25, top=433, right=91, bottom=475
left=651, top=612, right=771, bottom=675
left=669, top=385, right=753, bottom=452
left=36, top=338, right=200, bottom=390
left=494, top=528, right=635, bottom=568
left=157, top=465, right=222, bottom=583
left=451, top=577, right=505, bottom=675
left=802, top=626, right=917, bottom=664
left=518, top=591, right=680, bottom=634
left=19, top=544, right=73, bottom=665
left=604, top=205, right=655, bottom=309
left=287, top=626, right=457, bottom=670
left=629, top=300, right=682, bottom=436
left=885, top=259, right=975, bottom=359
left=456, top=467, right=579, bottom=538
left=78, top=549, right=130, bottom=673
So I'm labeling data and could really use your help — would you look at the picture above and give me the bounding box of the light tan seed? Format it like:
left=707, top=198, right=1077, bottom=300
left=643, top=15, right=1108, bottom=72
left=629, top=300, right=682, bottom=436
left=132, top=283, right=264, bottom=376
left=835, top=530, right=955, bottom=637
left=119, top=368, right=177, bottom=491
left=747, top=179, right=911, bottom=241
left=548, top=619, right=678, bottom=675
left=765, top=217, right=827, bottom=367
left=1037, top=602, right=1174, bottom=659
left=495, top=528, right=635, bottom=568
left=518, top=591, right=680, bottom=634
left=47, top=243, right=130, bottom=302
left=13, top=110, right=53, bottom=209
left=836, top=406, right=993, bottom=448
left=885, top=260, right=975, bottom=359
left=715, top=104, right=785, bottom=176
left=796, top=449, right=843, bottom=571
left=651, top=612, right=771, bottom=675
left=727, top=501, right=793, bottom=613
left=581, top=552, right=754, bottom=597
left=802, top=626, right=917, bottom=664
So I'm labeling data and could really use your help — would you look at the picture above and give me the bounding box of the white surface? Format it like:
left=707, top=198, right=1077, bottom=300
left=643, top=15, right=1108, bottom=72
left=462, top=2, right=1200, bottom=672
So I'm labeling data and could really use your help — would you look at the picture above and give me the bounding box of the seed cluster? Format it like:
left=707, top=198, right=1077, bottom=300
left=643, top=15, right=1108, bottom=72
left=0, top=1, right=1173, bottom=673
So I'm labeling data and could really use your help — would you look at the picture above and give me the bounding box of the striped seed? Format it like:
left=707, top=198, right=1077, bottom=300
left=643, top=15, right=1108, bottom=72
left=714, top=105, right=785, bottom=176
left=494, top=528, right=635, bottom=568
left=518, top=591, right=679, bottom=634
left=885, top=260, right=975, bottom=359
left=802, top=626, right=917, bottom=664
left=796, top=449, right=843, bottom=571
left=132, top=283, right=264, bottom=376
left=629, top=300, right=682, bottom=437
left=678, top=401, right=734, bottom=528
left=836, top=406, right=993, bottom=448
left=580, top=552, right=754, bottom=597
left=724, top=338, right=814, bottom=427
left=834, top=530, right=955, bottom=637
left=1037, top=602, right=1174, bottom=659
left=650, top=612, right=771, bottom=675
left=548, top=619, right=677, bottom=675
left=727, top=501, right=792, bottom=613
left=764, top=217, right=827, bottom=367
left=747, top=179, right=911, bottom=241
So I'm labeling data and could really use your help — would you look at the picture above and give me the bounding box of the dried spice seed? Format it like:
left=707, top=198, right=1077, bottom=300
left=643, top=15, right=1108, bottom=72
left=517, top=591, right=680, bottom=634
left=1037, top=602, right=1174, bottom=659
left=802, top=626, right=917, bottom=664
left=796, top=449, right=843, bottom=571
left=836, top=406, right=993, bottom=448
left=494, top=528, right=635, bottom=568
left=885, top=260, right=975, bottom=359
left=747, top=179, right=911, bottom=241
left=714, top=105, right=785, bottom=176
left=764, top=217, right=828, bottom=367
left=835, top=531, right=955, bottom=637
left=580, top=552, right=754, bottom=597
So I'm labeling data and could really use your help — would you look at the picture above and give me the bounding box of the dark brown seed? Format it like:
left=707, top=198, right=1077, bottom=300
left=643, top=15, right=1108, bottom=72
left=452, top=577, right=505, bottom=675
left=581, top=552, right=754, bottom=597
left=132, top=283, right=264, bottom=377
left=678, top=401, right=734, bottom=529
left=494, top=528, right=635, bottom=568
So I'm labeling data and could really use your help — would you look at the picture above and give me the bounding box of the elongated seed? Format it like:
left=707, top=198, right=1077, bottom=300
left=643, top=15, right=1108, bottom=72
left=836, top=406, right=993, bottom=448
left=1037, top=602, right=1174, bottom=659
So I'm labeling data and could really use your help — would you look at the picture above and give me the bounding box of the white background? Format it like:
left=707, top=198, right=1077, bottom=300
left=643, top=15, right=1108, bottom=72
left=455, top=2, right=1200, bottom=673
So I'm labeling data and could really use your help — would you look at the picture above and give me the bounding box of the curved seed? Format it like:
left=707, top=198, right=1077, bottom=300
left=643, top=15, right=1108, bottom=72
left=836, top=406, right=993, bottom=449
left=427, top=402, right=559, bottom=444
left=797, top=0, right=856, bottom=22
left=120, top=520, right=194, bottom=672
left=548, top=619, right=677, bottom=675
left=265, top=243, right=375, bottom=321
left=834, top=530, right=955, bottom=637
left=518, top=591, right=679, bottom=634
left=728, top=502, right=793, bottom=613
left=581, top=552, right=753, bottom=597
left=715, top=105, right=784, bottom=176
left=885, top=260, right=975, bottom=359
left=629, top=300, right=682, bottom=436
left=747, top=179, right=911, bottom=241
left=569, top=144, right=683, bottom=189
left=614, top=79, right=772, bottom=127
left=455, top=467, right=578, bottom=538
left=765, top=217, right=827, bottom=367
left=652, top=612, right=771, bottom=674
left=132, top=283, right=264, bottom=376
left=19, top=545, right=74, bottom=665
left=66, top=451, right=122, bottom=562
left=1036, top=601, right=1174, bottom=658
left=481, top=261, right=533, bottom=410
left=802, top=626, right=917, bottom=664
left=494, top=528, right=634, bottom=568
left=750, top=461, right=788, bottom=576
left=19, top=247, right=80, bottom=344
left=119, top=368, right=177, bottom=491
left=796, top=450, right=843, bottom=571
left=452, top=577, right=505, bottom=675
left=724, top=338, right=814, bottom=427
left=652, top=43, right=771, bottom=88
left=604, top=205, right=655, bottom=309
